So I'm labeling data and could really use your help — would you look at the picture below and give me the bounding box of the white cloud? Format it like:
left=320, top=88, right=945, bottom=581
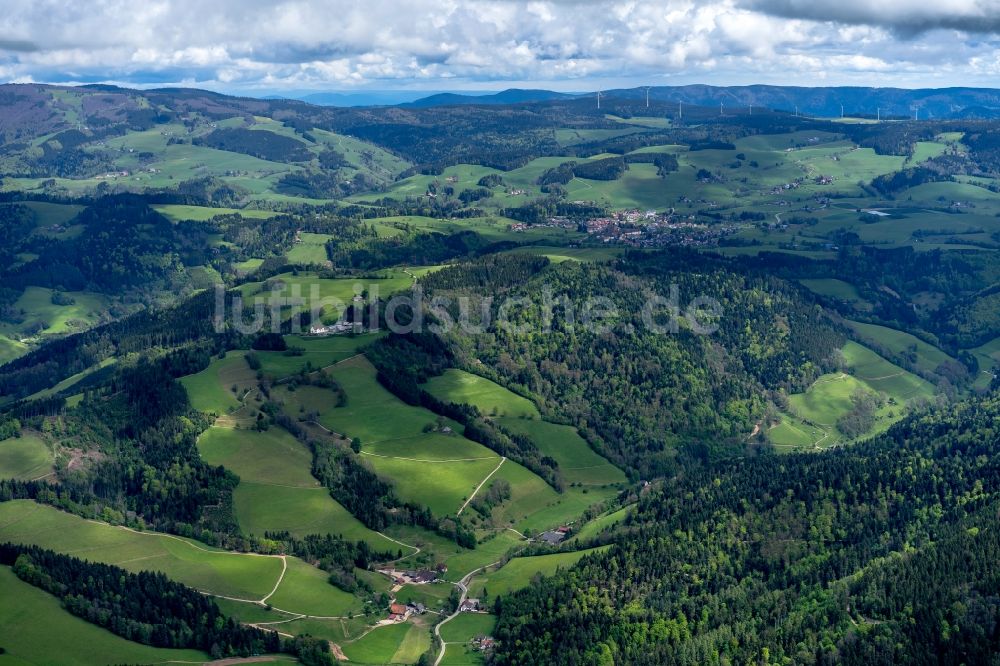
left=0, top=0, right=997, bottom=91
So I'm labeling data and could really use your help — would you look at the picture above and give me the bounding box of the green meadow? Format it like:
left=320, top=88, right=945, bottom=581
left=466, top=546, right=610, bottom=598
left=0, top=501, right=370, bottom=618
left=971, top=336, right=1000, bottom=390
left=0, top=334, right=29, bottom=365
left=0, top=433, right=52, bottom=481
left=151, top=203, right=278, bottom=222
left=263, top=556, right=366, bottom=616
left=179, top=351, right=257, bottom=414
left=440, top=612, right=497, bottom=643
left=197, top=425, right=396, bottom=550
left=501, top=245, right=624, bottom=263
left=772, top=341, right=935, bottom=450
left=424, top=369, right=538, bottom=419
left=394, top=581, right=455, bottom=612
left=237, top=271, right=414, bottom=324
left=798, top=278, right=866, bottom=305
left=423, top=369, right=626, bottom=487
left=342, top=621, right=431, bottom=665
left=254, top=332, right=380, bottom=379
left=842, top=341, right=935, bottom=400
left=569, top=505, right=632, bottom=543
left=0, top=566, right=210, bottom=666
left=0, top=287, right=110, bottom=340
left=287, top=232, right=333, bottom=264
left=319, top=357, right=507, bottom=517
left=0, top=500, right=281, bottom=600
left=438, top=613, right=497, bottom=664
left=845, top=320, right=955, bottom=377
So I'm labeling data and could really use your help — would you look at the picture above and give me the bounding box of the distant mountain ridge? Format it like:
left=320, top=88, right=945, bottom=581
left=605, top=85, right=1000, bottom=120
left=402, top=88, right=577, bottom=108
left=394, top=84, right=1000, bottom=119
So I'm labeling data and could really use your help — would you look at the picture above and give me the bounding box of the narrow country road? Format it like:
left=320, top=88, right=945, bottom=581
left=433, top=561, right=500, bottom=666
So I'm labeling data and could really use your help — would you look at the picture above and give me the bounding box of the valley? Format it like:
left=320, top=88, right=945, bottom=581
left=0, top=83, right=998, bottom=665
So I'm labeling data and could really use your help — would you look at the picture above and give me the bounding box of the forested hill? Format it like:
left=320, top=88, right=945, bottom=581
left=415, top=251, right=845, bottom=477
left=491, top=390, right=1000, bottom=665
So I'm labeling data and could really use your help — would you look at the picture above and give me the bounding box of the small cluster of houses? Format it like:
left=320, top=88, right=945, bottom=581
left=459, top=597, right=486, bottom=612
left=538, top=525, right=571, bottom=545
left=768, top=179, right=803, bottom=196
left=472, top=635, right=497, bottom=653
left=380, top=566, right=447, bottom=586
left=387, top=602, right=427, bottom=623
left=308, top=320, right=363, bottom=336
left=511, top=208, right=738, bottom=248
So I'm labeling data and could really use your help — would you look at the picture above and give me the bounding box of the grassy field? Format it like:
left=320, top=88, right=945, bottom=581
left=423, top=369, right=626, bottom=488
left=466, top=546, right=609, bottom=598
left=0, top=500, right=282, bottom=600
left=321, top=357, right=509, bottom=516
left=439, top=646, right=487, bottom=665
left=322, top=358, right=606, bottom=526
left=179, top=351, right=257, bottom=414
left=263, top=556, right=366, bottom=616
left=501, top=245, right=624, bottom=263
left=0, top=334, right=28, bottom=366
left=440, top=612, right=497, bottom=643
left=439, top=613, right=496, bottom=664
left=0, top=501, right=372, bottom=618
left=772, top=341, right=935, bottom=450
left=237, top=271, right=414, bottom=324
left=0, top=287, right=110, bottom=341
left=788, top=373, right=873, bottom=427
left=254, top=332, right=380, bottom=379
left=497, top=419, right=626, bottom=486
left=842, top=341, right=935, bottom=400
left=0, top=433, right=52, bottom=481
left=394, top=581, right=455, bottom=612
left=287, top=232, right=333, bottom=264
left=197, top=425, right=396, bottom=550
left=972, top=336, right=1000, bottom=390
left=151, top=204, right=277, bottom=222
left=424, top=369, right=538, bottom=419
left=569, top=505, right=632, bottom=543
left=0, top=566, right=211, bottom=665
left=845, top=320, right=955, bottom=377
left=799, top=278, right=865, bottom=304
left=766, top=415, right=830, bottom=450
left=342, top=621, right=431, bottom=665
left=198, top=426, right=319, bottom=486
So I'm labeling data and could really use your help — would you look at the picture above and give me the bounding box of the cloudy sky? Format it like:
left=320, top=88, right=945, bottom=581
left=1, top=0, right=1000, bottom=93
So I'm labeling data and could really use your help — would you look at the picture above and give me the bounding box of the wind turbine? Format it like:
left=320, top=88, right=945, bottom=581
left=720, top=101, right=724, bottom=116
left=678, top=100, right=683, bottom=120
left=840, top=104, right=844, bottom=119
left=596, top=90, right=603, bottom=110
left=877, top=107, right=880, bottom=122
left=644, top=86, right=651, bottom=109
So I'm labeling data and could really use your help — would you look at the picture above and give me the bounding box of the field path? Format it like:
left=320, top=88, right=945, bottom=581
left=376, top=531, right=421, bottom=561
left=457, top=457, right=506, bottom=516
left=260, top=556, right=287, bottom=604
